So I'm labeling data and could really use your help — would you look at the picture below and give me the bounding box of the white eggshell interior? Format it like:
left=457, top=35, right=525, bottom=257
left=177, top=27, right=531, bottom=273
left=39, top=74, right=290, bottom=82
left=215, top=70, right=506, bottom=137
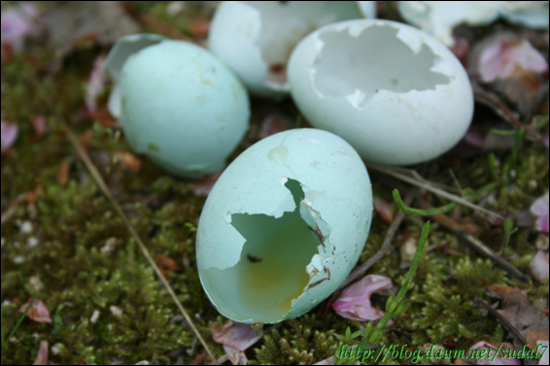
left=197, top=129, right=373, bottom=323
left=288, top=19, right=474, bottom=166
left=208, top=1, right=363, bottom=99
left=119, top=40, right=250, bottom=178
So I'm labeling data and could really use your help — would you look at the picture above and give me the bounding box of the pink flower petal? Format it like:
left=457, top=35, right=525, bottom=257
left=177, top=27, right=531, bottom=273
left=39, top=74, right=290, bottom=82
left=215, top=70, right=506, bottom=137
left=211, top=320, right=263, bottom=365
left=192, top=171, right=222, bottom=197
left=33, top=340, right=49, bottom=365
left=468, top=341, right=520, bottom=365
left=85, top=55, right=107, bottom=113
left=19, top=298, right=52, bottom=324
left=532, top=251, right=549, bottom=283
left=463, top=126, right=486, bottom=149
left=479, top=38, right=548, bottom=82
left=1, top=121, right=19, bottom=153
left=31, top=115, right=47, bottom=139
left=332, top=275, right=393, bottom=321
left=1, top=3, right=36, bottom=52
left=374, top=197, right=395, bottom=225
left=530, top=193, right=549, bottom=233
left=223, top=345, right=247, bottom=365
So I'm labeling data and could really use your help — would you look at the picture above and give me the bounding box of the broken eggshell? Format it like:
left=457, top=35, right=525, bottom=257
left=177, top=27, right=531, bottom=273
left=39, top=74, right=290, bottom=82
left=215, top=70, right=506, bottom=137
left=196, top=128, right=373, bottom=323
left=207, top=1, right=371, bottom=100
left=288, top=19, right=474, bottom=166
left=104, top=33, right=168, bottom=119
left=398, top=1, right=549, bottom=47
left=119, top=40, right=250, bottom=179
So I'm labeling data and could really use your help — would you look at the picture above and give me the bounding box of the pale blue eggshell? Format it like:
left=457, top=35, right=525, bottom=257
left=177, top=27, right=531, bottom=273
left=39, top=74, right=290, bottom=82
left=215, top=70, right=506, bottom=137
left=287, top=19, right=474, bottom=166
left=196, top=129, right=373, bottom=323
left=120, top=40, right=250, bottom=179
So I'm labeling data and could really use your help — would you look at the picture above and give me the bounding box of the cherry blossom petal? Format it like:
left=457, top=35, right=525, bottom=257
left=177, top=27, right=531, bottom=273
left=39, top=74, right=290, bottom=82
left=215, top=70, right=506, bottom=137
left=1, top=5, right=33, bottom=52
left=479, top=38, right=548, bottom=82
left=1, top=121, right=18, bottom=153
left=85, top=55, right=107, bottom=113
left=532, top=251, right=549, bottom=283
left=211, top=321, right=263, bottom=365
left=19, top=298, right=52, bottom=324
left=468, top=341, right=520, bottom=365
left=530, top=193, right=549, bottom=233
left=332, top=275, right=393, bottom=321
left=33, top=340, right=49, bottom=365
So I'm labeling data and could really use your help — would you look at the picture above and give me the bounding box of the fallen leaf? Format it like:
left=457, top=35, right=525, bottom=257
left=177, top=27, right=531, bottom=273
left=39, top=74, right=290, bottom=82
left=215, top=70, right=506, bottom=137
left=525, top=331, right=549, bottom=351
left=530, top=193, right=549, bottom=233
left=56, top=159, right=71, bottom=186
left=211, top=320, right=263, bottom=365
left=114, top=151, right=142, bottom=173
left=373, top=197, right=395, bottom=225
left=468, top=341, right=520, bottom=365
left=531, top=251, right=549, bottom=283
left=497, top=290, right=549, bottom=342
left=155, top=254, right=179, bottom=277
left=486, top=284, right=519, bottom=296
left=192, top=172, right=222, bottom=197
left=33, top=340, right=49, bottom=365
left=19, top=298, right=52, bottom=324
left=332, top=274, right=393, bottom=321
left=1, top=120, right=19, bottom=154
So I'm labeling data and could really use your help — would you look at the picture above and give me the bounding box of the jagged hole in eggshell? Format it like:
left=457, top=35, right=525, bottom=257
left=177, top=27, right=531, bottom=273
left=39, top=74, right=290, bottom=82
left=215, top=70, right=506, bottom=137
left=200, top=179, right=323, bottom=323
left=312, top=24, right=451, bottom=109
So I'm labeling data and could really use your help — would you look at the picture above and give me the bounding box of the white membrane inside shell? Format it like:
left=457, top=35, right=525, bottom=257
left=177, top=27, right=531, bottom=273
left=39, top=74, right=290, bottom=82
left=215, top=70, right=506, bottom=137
left=312, top=24, right=451, bottom=109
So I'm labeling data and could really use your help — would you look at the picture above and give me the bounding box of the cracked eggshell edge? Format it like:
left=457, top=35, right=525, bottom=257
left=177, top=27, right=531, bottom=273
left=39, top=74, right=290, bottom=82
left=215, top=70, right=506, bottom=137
left=196, top=128, right=373, bottom=321
left=287, top=19, right=474, bottom=166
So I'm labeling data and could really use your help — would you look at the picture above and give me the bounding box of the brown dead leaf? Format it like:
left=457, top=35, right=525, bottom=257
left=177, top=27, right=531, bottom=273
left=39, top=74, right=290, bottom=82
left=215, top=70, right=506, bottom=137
left=114, top=152, right=142, bottom=173
left=78, top=130, right=93, bottom=152
left=526, top=331, right=549, bottom=350
left=155, top=254, right=179, bottom=277
left=192, top=172, right=222, bottom=197
left=87, top=106, right=120, bottom=128
left=56, top=159, right=70, bottom=186
left=486, top=285, right=519, bottom=296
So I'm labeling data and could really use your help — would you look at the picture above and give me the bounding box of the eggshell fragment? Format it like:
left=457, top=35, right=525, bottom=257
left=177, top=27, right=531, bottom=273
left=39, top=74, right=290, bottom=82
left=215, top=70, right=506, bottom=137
left=208, top=1, right=365, bottom=99
left=104, top=33, right=167, bottom=118
left=119, top=40, right=250, bottom=178
left=288, top=19, right=474, bottom=166
left=197, top=129, right=373, bottom=323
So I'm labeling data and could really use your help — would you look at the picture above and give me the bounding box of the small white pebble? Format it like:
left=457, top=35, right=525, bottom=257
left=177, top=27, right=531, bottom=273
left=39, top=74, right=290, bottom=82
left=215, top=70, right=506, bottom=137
left=166, top=1, right=186, bottom=16
left=13, top=256, right=26, bottom=264
left=2, top=300, right=12, bottom=307
left=27, top=237, right=39, bottom=248
left=529, top=180, right=538, bottom=189
left=29, top=276, right=44, bottom=291
left=20, top=221, right=33, bottom=234
left=109, top=306, right=123, bottom=317
left=538, top=341, right=549, bottom=365
left=135, top=361, right=150, bottom=366
left=51, top=343, right=63, bottom=356
left=90, top=310, right=101, bottom=324
left=100, top=238, right=117, bottom=254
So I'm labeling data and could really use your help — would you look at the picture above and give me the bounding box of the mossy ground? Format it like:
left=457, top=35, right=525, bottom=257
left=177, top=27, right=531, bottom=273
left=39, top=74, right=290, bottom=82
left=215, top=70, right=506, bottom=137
left=1, top=2, right=549, bottom=365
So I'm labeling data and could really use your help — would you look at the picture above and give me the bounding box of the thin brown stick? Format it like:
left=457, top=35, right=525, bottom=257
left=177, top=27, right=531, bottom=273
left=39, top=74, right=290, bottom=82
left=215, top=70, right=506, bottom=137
left=366, top=163, right=503, bottom=219
left=1, top=193, right=27, bottom=224
left=474, top=298, right=528, bottom=345
left=63, top=123, right=217, bottom=364
left=339, top=192, right=415, bottom=290
left=458, top=231, right=530, bottom=283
